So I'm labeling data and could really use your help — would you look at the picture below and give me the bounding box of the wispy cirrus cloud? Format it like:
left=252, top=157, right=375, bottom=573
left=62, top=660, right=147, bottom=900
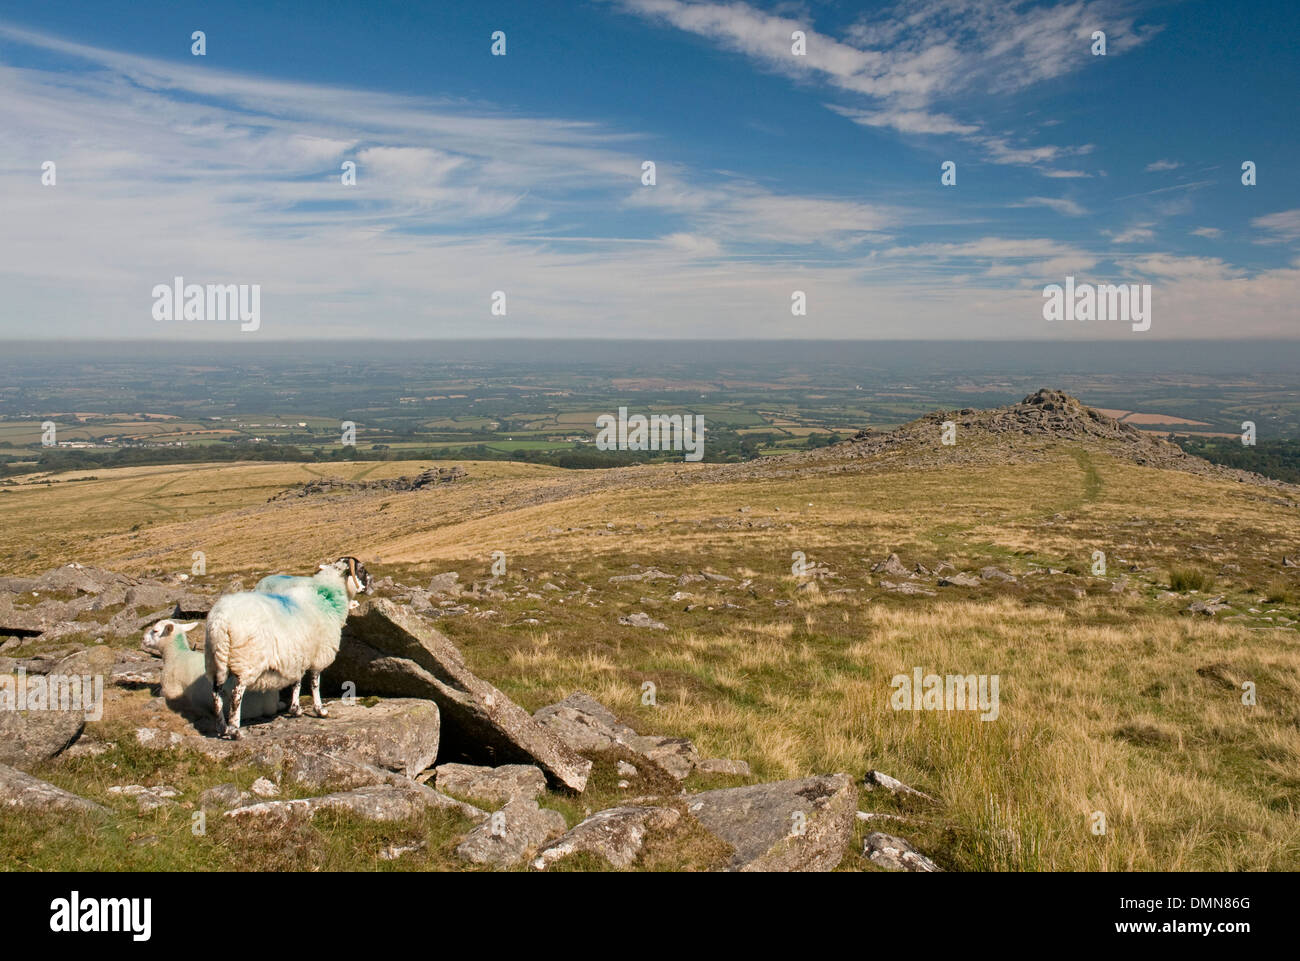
left=615, top=0, right=1155, bottom=174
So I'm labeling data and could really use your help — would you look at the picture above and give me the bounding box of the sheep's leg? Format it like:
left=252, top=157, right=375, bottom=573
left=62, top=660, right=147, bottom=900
left=224, top=677, right=246, bottom=740
left=310, top=671, right=329, bottom=718
left=287, top=677, right=304, bottom=717
left=211, top=680, right=227, bottom=737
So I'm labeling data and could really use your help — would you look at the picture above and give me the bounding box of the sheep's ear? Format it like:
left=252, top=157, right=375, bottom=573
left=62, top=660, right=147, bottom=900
left=159, top=621, right=175, bottom=636
left=177, top=621, right=199, bottom=633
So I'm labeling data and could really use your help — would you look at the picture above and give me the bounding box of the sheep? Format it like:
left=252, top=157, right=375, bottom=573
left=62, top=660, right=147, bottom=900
left=141, top=619, right=279, bottom=721
left=204, top=557, right=372, bottom=739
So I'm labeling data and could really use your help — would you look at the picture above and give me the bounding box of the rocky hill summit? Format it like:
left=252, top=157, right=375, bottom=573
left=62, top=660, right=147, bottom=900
left=814, top=388, right=1292, bottom=490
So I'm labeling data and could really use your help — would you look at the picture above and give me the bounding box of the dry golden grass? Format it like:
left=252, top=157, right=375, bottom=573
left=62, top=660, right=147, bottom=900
left=4, top=438, right=1298, bottom=870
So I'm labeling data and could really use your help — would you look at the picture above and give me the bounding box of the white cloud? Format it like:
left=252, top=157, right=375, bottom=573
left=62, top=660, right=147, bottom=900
left=1252, top=209, right=1300, bottom=243
left=1011, top=196, right=1087, bottom=217
left=1106, top=224, right=1157, bottom=243
left=1144, top=159, right=1182, bottom=171
left=1191, top=226, right=1222, bottom=239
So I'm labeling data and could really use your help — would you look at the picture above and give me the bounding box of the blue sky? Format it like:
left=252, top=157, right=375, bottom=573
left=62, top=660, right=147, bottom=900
left=1, top=0, right=1297, bottom=339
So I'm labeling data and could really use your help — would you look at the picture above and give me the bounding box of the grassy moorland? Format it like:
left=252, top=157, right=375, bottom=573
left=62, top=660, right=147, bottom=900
left=2, top=411, right=1298, bottom=871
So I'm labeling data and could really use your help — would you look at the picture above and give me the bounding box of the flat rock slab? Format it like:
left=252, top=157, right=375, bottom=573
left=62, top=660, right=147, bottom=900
left=435, top=763, right=546, bottom=803
left=226, top=780, right=481, bottom=825
left=0, top=762, right=106, bottom=815
left=456, top=797, right=568, bottom=867
left=533, top=804, right=681, bottom=871
left=326, top=600, right=590, bottom=792
left=686, top=774, right=857, bottom=872
left=863, top=832, right=941, bottom=872
left=0, top=707, right=86, bottom=768
left=533, top=691, right=699, bottom=780
left=185, top=698, right=441, bottom=780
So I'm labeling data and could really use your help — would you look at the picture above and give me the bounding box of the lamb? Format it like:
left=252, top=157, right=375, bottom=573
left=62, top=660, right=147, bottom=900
left=204, top=556, right=372, bottom=739
left=141, top=619, right=279, bottom=721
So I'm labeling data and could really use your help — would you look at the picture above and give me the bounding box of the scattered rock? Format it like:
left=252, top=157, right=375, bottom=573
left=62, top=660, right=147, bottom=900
left=1185, top=596, right=1230, bottom=616
left=979, top=567, right=1017, bottom=583
left=199, top=783, right=246, bottom=810
left=696, top=758, right=751, bottom=777
left=227, top=781, right=481, bottom=825
left=863, top=770, right=936, bottom=802
left=250, top=777, right=280, bottom=798
left=686, top=774, right=857, bottom=872
left=427, top=572, right=461, bottom=596
left=618, top=612, right=667, bottom=630
left=863, top=832, right=941, bottom=872
left=435, top=763, right=547, bottom=803
left=533, top=692, right=698, bottom=780
left=533, top=804, right=681, bottom=871
left=937, top=572, right=982, bottom=588
left=455, top=797, right=568, bottom=867
left=871, top=554, right=913, bottom=578
left=108, top=784, right=180, bottom=812
left=0, top=762, right=106, bottom=815
left=0, top=706, right=86, bottom=768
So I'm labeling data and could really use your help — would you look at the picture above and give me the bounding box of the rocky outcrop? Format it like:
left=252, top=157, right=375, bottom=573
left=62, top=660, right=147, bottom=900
left=269, top=467, right=466, bottom=501
left=327, top=600, right=591, bottom=792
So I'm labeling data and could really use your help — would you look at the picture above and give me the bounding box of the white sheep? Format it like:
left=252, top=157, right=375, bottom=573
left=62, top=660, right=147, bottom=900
left=204, top=557, right=372, bottom=739
left=141, top=619, right=279, bottom=721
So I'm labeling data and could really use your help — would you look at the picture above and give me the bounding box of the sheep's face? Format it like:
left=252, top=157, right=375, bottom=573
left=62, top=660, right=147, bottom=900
left=142, top=619, right=199, bottom=654
left=320, top=556, right=374, bottom=597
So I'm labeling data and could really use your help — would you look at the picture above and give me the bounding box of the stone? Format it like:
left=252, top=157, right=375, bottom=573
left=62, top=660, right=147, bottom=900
left=880, top=580, right=936, bottom=597
left=250, top=777, right=280, bottom=798
left=226, top=780, right=482, bottom=825
left=871, top=553, right=912, bottom=578
left=686, top=774, right=857, bottom=872
left=863, top=832, right=941, bottom=872
left=696, top=758, right=751, bottom=776
left=864, top=770, right=936, bottom=802
left=618, top=612, right=667, bottom=630
left=327, top=601, right=590, bottom=792
left=533, top=691, right=698, bottom=780
left=979, top=566, right=1018, bottom=583
left=199, top=783, right=246, bottom=810
left=427, top=572, right=461, bottom=596
left=187, top=698, right=441, bottom=781
left=616, top=760, right=638, bottom=777
left=0, top=706, right=86, bottom=768
left=0, top=762, right=106, bottom=815
left=455, top=797, right=568, bottom=867
left=435, top=763, right=547, bottom=802
left=533, top=805, right=681, bottom=870
left=1186, top=596, right=1230, bottom=616
left=108, top=784, right=180, bottom=812
left=938, top=572, right=982, bottom=588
